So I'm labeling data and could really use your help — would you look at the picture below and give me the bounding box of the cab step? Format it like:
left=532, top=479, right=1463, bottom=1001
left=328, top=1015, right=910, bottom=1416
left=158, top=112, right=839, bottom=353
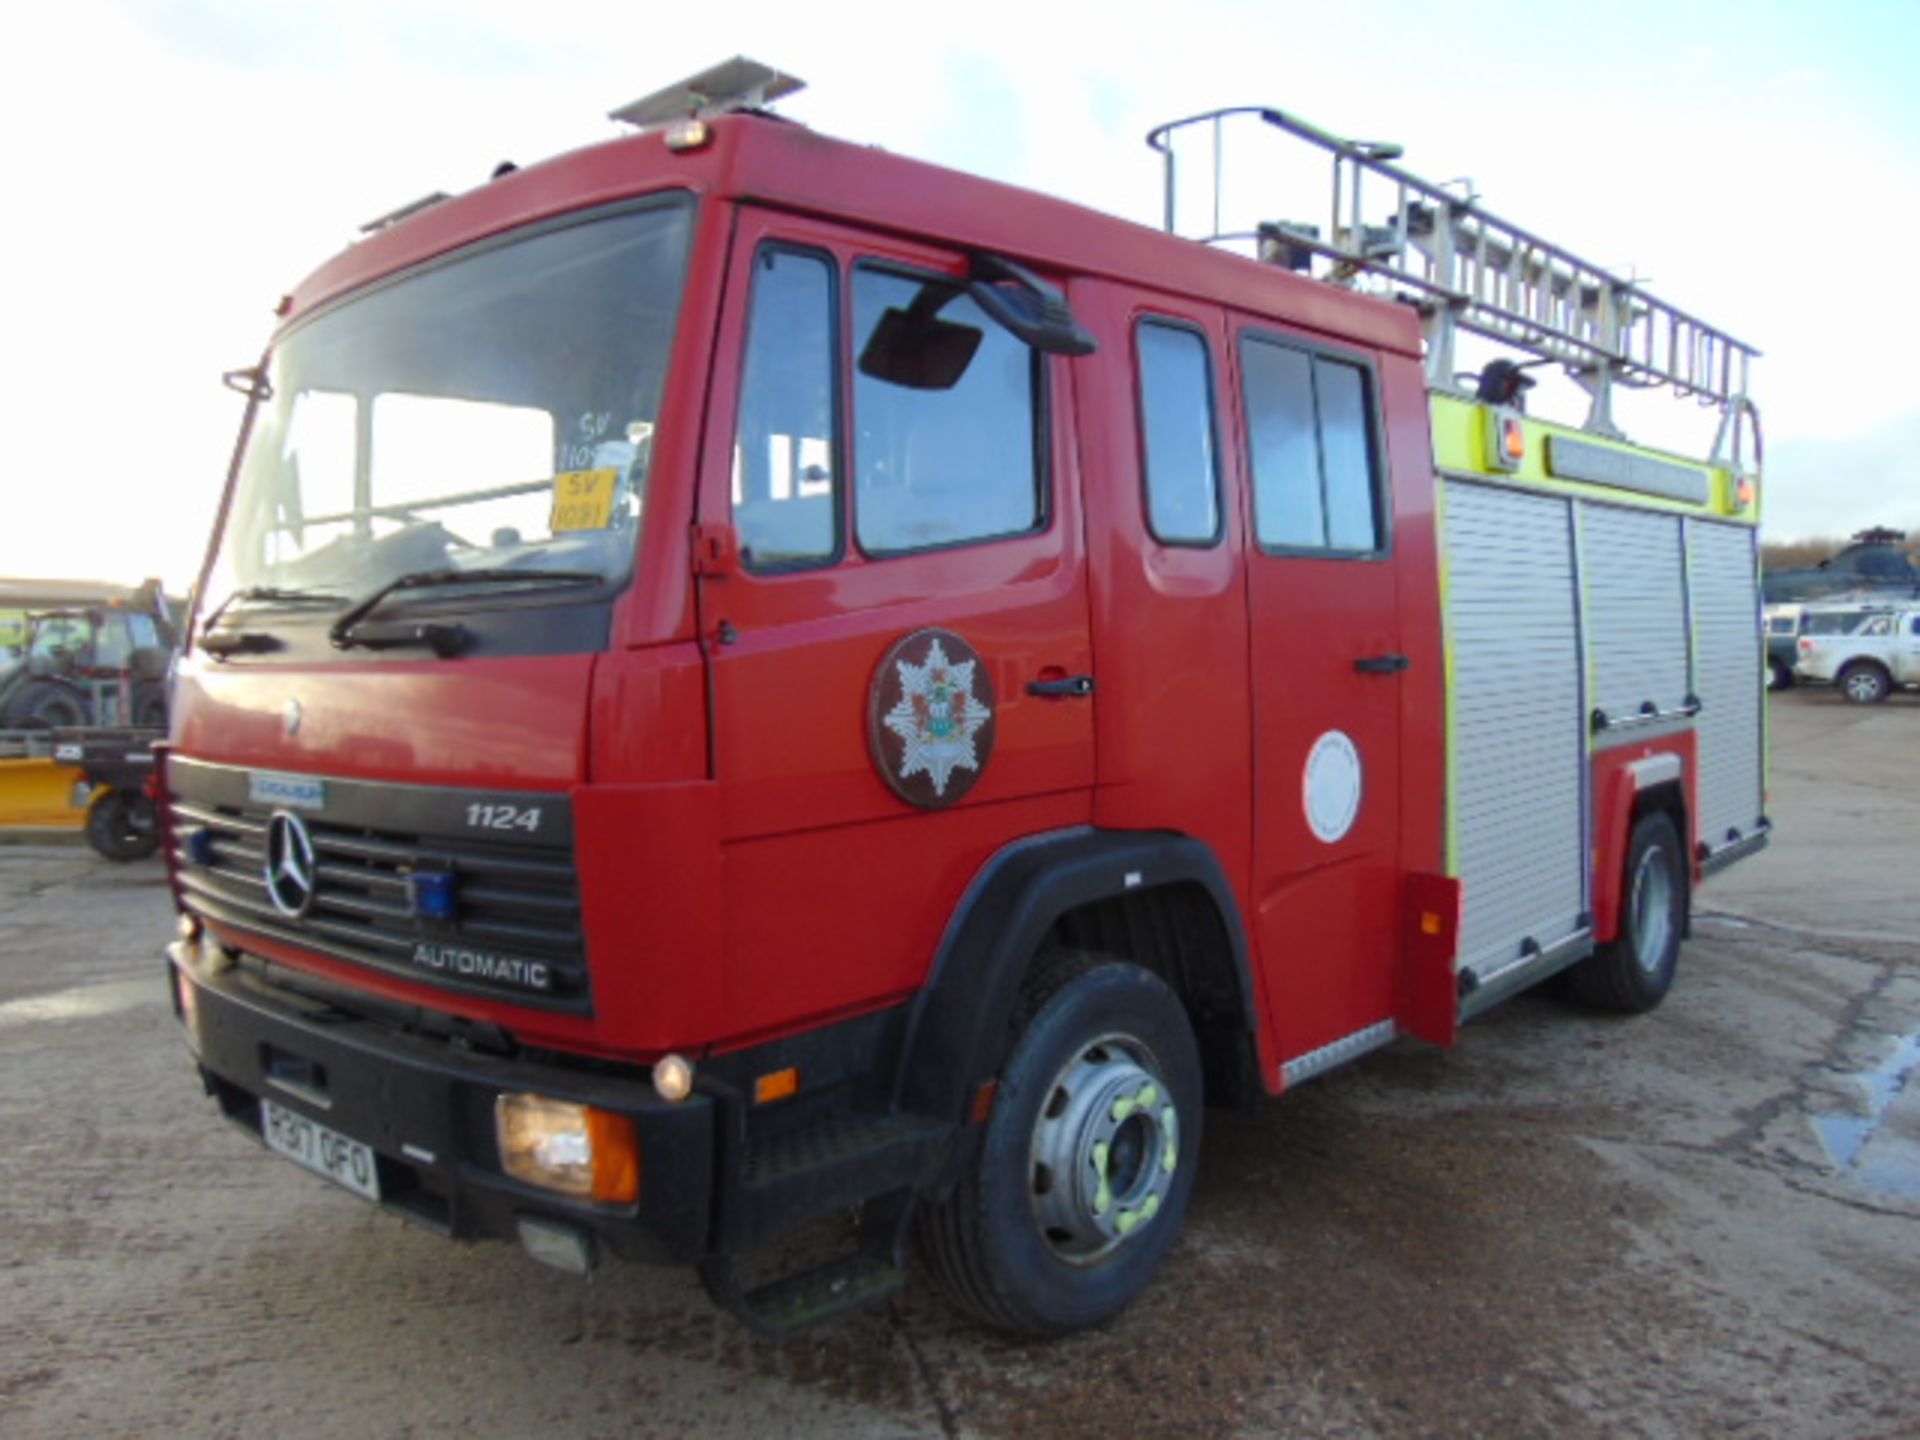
left=730, top=1110, right=948, bottom=1244
left=698, top=1190, right=915, bottom=1339
left=699, top=1246, right=906, bottom=1339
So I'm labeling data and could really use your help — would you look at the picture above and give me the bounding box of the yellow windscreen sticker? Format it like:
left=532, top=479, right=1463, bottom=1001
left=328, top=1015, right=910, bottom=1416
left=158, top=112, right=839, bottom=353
left=549, top=468, right=618, bottom=532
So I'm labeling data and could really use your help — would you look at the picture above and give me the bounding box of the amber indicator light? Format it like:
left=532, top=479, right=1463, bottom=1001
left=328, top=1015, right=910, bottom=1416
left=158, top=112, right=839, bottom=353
left=754, top=1067, right=800, bottom=1105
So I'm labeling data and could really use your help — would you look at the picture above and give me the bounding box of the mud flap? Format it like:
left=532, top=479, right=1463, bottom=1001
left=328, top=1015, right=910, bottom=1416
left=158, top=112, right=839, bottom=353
left=1397, top=871, right=1462, bottom=1046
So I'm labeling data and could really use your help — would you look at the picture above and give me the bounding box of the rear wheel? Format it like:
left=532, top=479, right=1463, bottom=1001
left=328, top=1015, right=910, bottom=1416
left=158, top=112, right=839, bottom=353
left=131, top=681, right=168, bottom=729
left=3, top=680, right=87, bottom=729
left=919, top=958, right=1203, bottom=1335
left=1766, top=659, right=1793, bottom=692
left=1566, top=811, right=1685, bottom=1012
left=85, top=789, right=160, bottom=862
left=1838, top=661, right=1891, bottom=705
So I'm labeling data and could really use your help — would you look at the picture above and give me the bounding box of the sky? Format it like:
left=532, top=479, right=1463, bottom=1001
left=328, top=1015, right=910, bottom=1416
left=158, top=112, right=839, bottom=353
left=2, top=0, right=1917, bottom=589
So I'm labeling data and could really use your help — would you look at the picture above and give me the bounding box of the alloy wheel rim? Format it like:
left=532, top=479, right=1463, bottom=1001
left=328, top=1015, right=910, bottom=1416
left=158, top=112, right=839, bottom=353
left=1028, top=1034, right=1178, bottom=1265
left=1630, top=844, right=1675, bottom=974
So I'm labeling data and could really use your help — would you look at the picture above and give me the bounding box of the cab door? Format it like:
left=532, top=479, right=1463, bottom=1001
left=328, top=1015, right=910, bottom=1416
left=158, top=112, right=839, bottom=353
left=1231, top=322, right=1404, bottom=1067
left=692, top=209, right=1095, bottom=1040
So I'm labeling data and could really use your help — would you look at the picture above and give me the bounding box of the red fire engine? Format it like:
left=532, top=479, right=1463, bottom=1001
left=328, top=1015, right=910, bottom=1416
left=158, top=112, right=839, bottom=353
left=164, top=60, right=1768, bottom=1336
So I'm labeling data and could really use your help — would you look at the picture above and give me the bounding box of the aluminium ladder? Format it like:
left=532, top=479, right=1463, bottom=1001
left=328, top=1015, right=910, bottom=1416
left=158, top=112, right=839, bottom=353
left=1146, top=106, right=1761, bottom=461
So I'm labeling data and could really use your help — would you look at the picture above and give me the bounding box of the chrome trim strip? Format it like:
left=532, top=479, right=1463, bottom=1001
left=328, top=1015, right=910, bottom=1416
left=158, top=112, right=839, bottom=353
left=1700, top=823, right=1770, bottom=878
left=1594, top=704, right=1700, bottom=734
left=1280, top=1019, right=1397, bottom=1088
left=1460, top=930, right=1595, bottom=1021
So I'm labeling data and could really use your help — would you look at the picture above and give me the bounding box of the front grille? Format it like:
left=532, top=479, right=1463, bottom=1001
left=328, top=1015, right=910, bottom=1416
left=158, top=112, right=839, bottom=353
left=168, top=774, right=588, bottom=1013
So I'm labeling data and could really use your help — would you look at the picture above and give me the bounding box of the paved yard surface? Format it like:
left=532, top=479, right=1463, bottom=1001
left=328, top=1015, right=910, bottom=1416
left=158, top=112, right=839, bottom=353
left=2, top=689, right=1915, bottom=1439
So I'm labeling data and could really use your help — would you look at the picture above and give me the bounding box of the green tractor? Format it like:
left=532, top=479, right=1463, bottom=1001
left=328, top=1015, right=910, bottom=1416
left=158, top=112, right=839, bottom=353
left=0, top=579, right=179, bottom=730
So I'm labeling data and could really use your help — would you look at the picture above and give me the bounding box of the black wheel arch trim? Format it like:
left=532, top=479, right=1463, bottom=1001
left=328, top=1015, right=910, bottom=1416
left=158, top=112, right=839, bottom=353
left=891, top=826, right=1256, bottom=1125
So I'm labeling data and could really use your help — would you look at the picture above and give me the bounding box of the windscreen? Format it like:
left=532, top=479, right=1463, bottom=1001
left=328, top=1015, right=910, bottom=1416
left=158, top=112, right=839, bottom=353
left=208, top=198, right=694, bottom=610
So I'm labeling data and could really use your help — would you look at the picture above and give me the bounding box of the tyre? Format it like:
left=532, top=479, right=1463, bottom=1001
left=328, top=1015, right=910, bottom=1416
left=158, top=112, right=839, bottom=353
left=131, top=681, right=168, bottom=729
left=3, top=680, right=87, bottom=729
left=1566, top=811, right=1685, bottom=1013
left=86, top=789, right=161, bottom=862
left=919, top=958, right=1203, bottom=1336
left=1766, top=659, right=1793, bottom=693
left=1837, top=661, right=1891, bottom=705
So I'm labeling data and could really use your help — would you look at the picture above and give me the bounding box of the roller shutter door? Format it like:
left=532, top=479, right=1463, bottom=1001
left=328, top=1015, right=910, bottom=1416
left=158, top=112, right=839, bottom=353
left=1443, top=481, right=1588, bottom=981
left=1687, top=519, right=1765, bottom=854
left=1580, top=505, right=1690, bottom=722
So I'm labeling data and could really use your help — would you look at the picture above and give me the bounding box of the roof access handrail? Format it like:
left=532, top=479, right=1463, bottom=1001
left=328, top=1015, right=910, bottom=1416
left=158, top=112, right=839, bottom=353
left=1147, top=105, right=1762, bottom=437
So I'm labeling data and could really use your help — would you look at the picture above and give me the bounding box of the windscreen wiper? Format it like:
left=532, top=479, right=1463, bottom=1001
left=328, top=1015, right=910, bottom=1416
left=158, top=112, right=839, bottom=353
left=198, top=586, right=350, bottom=659
left=329, top=568, right=605, bottom=656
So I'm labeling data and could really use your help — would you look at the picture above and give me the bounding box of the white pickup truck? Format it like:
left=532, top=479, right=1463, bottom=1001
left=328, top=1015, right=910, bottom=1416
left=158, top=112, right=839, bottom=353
left=1795, top=607, right=1920, bottom=702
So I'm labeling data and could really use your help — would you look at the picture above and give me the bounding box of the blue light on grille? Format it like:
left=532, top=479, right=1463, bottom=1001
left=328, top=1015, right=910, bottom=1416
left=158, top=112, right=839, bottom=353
left=409, top=870, right=459, bottom=920
left=185, top=827, right=217, bottom=867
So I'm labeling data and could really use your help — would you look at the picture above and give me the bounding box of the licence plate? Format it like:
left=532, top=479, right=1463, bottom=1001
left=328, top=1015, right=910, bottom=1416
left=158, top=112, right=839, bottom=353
left=261, top=1099, right=381, bottom=1201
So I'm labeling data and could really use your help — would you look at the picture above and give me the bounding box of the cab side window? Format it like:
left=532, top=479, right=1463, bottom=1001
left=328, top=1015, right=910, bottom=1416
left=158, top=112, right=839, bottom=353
left=732, top=248, right=839, bottom=570
left=1241, top=335, right=1384, bottom=554
left=852, top=265, right=1043, bottom=554
left=1136, top=321, right=1221, bottom=545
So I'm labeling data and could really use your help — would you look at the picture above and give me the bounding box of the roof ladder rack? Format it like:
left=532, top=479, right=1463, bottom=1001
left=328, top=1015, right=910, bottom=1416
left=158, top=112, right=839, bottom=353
left=1146, top=106, right=1761, bottom=439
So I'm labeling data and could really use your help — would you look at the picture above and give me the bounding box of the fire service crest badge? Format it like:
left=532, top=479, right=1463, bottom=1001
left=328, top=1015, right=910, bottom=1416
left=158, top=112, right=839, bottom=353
left=867, top=628, right=997, bottom=809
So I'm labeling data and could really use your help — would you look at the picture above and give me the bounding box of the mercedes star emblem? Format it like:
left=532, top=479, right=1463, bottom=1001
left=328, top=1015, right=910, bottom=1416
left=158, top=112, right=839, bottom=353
left=263, top=810, right=318, bottom=919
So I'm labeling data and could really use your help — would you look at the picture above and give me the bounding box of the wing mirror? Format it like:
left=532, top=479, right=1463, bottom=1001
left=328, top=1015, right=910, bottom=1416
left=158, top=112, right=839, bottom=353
left=966, top=252, right=1097, bottom=357
left=857, top=252, right=1097, bottom=392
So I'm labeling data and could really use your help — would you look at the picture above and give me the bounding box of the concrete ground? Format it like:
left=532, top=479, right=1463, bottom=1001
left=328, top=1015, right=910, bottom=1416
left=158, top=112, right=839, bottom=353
left=1, top=687, right=1915, bottom=1439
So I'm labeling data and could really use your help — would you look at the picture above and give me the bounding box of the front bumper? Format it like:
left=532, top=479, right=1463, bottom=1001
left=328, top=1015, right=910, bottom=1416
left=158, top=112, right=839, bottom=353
left=167, top=939, right=713, bottom=1264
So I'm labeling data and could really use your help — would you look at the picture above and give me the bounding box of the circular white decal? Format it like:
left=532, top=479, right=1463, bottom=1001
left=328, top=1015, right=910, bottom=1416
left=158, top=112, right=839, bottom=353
left=1303, top=731, right=1363, bottom=844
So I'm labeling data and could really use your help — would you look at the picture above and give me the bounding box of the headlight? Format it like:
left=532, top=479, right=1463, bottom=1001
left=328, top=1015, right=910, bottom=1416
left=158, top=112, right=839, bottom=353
left=494, top=1093, right=639, bottom=1204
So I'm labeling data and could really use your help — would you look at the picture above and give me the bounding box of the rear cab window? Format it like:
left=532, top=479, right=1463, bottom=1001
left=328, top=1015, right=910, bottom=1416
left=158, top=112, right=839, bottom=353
left=1239, top=334, right=1386, bottom=556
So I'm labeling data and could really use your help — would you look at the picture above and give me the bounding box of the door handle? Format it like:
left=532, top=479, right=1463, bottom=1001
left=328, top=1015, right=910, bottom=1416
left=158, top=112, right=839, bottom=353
left=1027, top=674, right=1096, bottom=698
left=1354, top=653, right=1410, bottom=675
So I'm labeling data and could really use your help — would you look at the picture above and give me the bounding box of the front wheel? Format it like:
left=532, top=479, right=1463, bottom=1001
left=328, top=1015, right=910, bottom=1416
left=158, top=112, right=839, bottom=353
left=919, top=959, right=1203, bottom=1335
left=86, top=789, right=160, bottom=862
left=1838, top=662, right=1891, bottom=705
left=1566, top=811, right=1685, bottom=1013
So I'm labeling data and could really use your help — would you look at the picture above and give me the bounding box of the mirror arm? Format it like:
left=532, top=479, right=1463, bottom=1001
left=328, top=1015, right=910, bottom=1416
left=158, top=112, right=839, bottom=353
left=966, top=251, right=1098, bottom=357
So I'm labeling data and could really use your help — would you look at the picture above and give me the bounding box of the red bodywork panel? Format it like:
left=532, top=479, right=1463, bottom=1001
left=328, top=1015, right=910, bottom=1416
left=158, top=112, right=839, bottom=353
left=1590, top=734, right=1699, bottom=943
left=176, top=658, right=594, bottom=789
